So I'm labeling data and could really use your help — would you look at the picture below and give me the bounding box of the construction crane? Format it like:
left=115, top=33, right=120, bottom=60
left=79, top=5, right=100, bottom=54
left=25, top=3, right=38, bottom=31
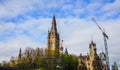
left=92, top=18, right=110, bottom=70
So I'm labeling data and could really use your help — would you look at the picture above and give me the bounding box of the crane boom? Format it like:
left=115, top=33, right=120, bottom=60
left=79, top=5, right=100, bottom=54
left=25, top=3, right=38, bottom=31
left=92, top=18, right=102, bottom=31
left=92, top=18, right=109, bottom=39
left=92, top=18, right=110, bottom=70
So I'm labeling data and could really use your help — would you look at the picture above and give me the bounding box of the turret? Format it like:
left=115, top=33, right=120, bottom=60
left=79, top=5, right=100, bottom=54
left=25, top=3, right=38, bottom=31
left=89, top=40, right=96, bottom=56
left=18, top=48, right=22, bottom=61
left=65, top=48, right=68, bottom=54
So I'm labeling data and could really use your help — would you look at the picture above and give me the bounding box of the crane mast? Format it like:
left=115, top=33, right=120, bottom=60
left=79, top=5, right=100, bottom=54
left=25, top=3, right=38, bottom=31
left=92, top=18, right=110, bottom=70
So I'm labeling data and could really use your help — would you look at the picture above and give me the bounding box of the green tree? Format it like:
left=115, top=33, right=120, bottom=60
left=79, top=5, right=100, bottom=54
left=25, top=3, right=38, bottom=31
left=60, top=54, right=78, bottom=70
left=16, top=47, right=79, bottom=70
left=35, top=55, right=47, bottom=70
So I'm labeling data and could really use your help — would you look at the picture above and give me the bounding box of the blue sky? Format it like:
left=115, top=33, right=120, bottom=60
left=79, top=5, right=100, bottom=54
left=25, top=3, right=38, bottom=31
left=0, top=0, right=120, bottom=69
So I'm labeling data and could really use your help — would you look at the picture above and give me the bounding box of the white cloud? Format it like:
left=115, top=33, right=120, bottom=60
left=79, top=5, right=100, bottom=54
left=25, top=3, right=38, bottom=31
left=0, top=0, right=45, bottom=18
left=101, top=0, right=120, bottom=18
left=0, top=0, right=120, bottom=68
left=0, top=22, right=16, bottom=33
left=102, top=0, right=120, bottom=12
left=0, top=0, right=119, bottom=20
left=0, top=17, right=52, bottom=62
left=0, top=16, right=120, bottom=67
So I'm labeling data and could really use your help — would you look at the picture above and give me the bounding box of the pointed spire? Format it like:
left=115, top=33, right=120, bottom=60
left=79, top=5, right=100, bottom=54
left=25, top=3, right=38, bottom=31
left=50, top=16, right=57, bottom=34
left=91, top=35, right=94, bottom=44
left=91, top=40, right=94, bottom=44
left=89, top=37, right=97, bottom=53
left=19, top=48, right=21, bottom=53
left=65, top=48, right=68, bottom=54
left=90, top=36, right=96, bottom=46
left=18, top=48, right=22, bottom=60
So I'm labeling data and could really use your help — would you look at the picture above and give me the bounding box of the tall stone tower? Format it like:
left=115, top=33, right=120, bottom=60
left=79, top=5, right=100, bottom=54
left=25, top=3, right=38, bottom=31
left=88, top=40, right=102, bottom=70
left=46, top=16, right=60, bottom=58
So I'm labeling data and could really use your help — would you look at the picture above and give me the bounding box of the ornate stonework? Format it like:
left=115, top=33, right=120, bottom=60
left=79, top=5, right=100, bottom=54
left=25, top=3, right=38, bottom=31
left=78, top=40, right=103, bottom=70
left=45, top=16, right=60, bottom=58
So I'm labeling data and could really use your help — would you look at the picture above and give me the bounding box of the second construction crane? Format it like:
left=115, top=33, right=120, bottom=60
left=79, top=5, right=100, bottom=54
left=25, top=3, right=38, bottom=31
left=92, top=18, right=110, bottom=70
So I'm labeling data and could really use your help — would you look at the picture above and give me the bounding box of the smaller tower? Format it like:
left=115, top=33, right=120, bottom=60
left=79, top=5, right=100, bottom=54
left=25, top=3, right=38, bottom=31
left=112, top=62, right=118, bottom=70
left=18, top=48, right=22, bottom=62
left=65, top=48, right=68, bottom=54
left=89, top=40, right=102, bottom=70
left=89, top=40, right=96, bottom=57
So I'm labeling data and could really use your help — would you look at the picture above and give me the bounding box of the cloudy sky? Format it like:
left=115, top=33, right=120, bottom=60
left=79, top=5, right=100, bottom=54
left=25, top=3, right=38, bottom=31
left=0, top=0, right=120, bottom=69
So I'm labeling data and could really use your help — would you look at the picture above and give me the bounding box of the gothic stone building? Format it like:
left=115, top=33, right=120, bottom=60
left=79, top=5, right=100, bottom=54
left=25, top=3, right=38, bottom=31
left=9, top=16, right=105, bottom=70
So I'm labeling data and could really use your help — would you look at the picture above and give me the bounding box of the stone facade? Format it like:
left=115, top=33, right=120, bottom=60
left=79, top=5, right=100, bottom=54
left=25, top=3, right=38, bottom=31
left=78, top=40, right=103, bottom=70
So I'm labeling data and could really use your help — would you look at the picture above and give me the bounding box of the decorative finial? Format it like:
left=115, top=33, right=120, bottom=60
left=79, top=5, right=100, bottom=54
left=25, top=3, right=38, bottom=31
left=91, top=35, right=93, bottom=44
